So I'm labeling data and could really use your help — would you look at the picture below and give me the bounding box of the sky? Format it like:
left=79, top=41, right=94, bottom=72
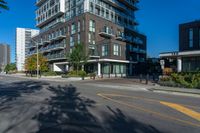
left=0, top=0, right=200, bottom=63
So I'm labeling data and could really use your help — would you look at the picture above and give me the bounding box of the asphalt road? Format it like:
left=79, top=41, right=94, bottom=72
left=0, top=75, right=200, bottom=133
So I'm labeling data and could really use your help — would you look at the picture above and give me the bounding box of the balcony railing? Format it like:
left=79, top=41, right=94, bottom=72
left=116, top=33, right=125, bottom=41
left=39, top=43, right=65, bottom=53
left=139, top=49, right=146, bottom=54
left=49, top=34, right=66, bottom=42
left=46, top=53, right=65, bottom=61
left=40, top=19, right=65, bottom=33
left=36, top=0, right=46, bottom=6
left=139, top=58, right=145, bottom=62
left=116, top=34, right=144, bottom=45
left=118, top=0, right=139, bottom=10
left=28, top=50, right=36, bottom=55
left=99, top=27, right=115, bottom=38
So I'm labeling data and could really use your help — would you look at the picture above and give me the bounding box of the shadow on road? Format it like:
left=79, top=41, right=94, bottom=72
left=0, top=81, right=48, bottom=106
left=34, top=85, right=163, bottom=133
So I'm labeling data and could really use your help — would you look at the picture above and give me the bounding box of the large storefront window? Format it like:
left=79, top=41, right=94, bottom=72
left=182, top=57, right=200, bottom=72
left=102, top=63, right=126, bottom=74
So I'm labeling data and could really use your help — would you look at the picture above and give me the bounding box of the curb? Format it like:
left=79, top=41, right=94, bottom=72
left=148, top=88, right=200, bottom=97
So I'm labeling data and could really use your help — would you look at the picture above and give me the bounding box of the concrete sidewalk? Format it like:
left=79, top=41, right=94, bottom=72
left=149, top=85, right=200, bottom=97
left=0, top=73, right=84, bottom=82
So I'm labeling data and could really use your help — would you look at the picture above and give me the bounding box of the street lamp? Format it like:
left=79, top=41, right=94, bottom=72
left=31, top=39, right=40, bottom=79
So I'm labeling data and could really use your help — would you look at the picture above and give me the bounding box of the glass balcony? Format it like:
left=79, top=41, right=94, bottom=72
left=139, top=58, right=145, bottom=62
left=39, top=43, right=65, bottom=53
left=139, top=49, right=146, bottom=54
left=116, top=33, right=125, bottom=41
left=99, top=27, right=115, bottom=38
left=46, top=53, right=65, bottom=61
left=36, top=0, right=46, bottom=6
left=118, top=0, right=139, bottom=10
left=43, top=39, right=51, bottom=44
left=116, top=34, right=144, bottom=45
left=27, top=50, right=36, bottom=56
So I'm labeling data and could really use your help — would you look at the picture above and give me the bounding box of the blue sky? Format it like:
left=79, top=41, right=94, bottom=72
left=0, top=0, right=200, bottom=62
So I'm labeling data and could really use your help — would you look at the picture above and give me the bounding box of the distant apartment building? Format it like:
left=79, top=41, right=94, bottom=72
left=0, top=44, right=10, bottom=71
left=160, top=20, right=200, bottom=72
left=16, top=28, right=39, bottom=71
left=29, top=0, right=147, bottom=76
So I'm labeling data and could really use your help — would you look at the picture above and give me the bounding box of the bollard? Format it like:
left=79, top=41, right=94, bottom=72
left=146, top=74, right=149, bottom=84
left=140, top=74, right=142, bottom=83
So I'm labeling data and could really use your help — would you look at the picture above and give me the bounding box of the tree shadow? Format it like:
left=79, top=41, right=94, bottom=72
left=102, top=106, right=162, bottom=133
left=34, top=85, right=164, bottom=133
left=0, top=81, right=48, bottom=106
left=34, top=84, right=101, bottom=133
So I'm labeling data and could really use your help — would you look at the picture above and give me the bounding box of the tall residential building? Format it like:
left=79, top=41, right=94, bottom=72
left=16, top=28, right=39, bottom=71
left=0, top=44, right=10, bottom=71
left=160, top=20, right=200, bottom=72
left=29, top=0, right=147, bottom=76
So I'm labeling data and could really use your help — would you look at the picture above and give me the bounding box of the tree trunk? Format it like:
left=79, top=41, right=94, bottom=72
left=76, top=65, right=79, bottom=75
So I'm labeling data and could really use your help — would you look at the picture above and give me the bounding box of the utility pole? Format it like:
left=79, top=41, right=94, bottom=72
left=32, top=39, right=40, bottom=79
left=37, top=42, right=39, bottom=79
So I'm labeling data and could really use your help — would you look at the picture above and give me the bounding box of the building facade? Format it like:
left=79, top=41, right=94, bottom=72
left=0, top=44, right=10, bottom=71
left=29, top=0, right=147, bottom=76
left=16, top=28, right=39, bottom=71
left=160, top=20, right=200, bottom=72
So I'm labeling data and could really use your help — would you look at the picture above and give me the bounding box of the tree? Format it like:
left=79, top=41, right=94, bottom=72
left=0, top=0, right=9, bottom=13
left=4, top=63, right=16, bottom=74
left=66, top=43, right=89, bottom=74
left=25, top=54, right=49, bottom=73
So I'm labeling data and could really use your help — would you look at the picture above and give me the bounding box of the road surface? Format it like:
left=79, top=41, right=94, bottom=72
left=0, top=75, right=200, bottom=133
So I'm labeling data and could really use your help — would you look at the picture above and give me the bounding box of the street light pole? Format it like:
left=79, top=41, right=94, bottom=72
left=32, top=39, right=40, bottom=79
left=37, top=42, right=39, bottom=79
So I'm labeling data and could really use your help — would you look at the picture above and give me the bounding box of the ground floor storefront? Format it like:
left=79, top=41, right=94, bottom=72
left=50, top=59, right=140, bottom=77
left=160, top=50, right=200, bottom=72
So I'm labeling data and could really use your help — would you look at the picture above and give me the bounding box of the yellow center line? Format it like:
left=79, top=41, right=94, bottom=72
left=160, top=101, right=200, bottom=122
left=97, top=93, right=200, bottom=127
left=99, top=93, right=200, bottom=109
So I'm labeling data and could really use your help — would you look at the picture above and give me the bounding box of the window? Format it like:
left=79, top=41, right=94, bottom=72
left=90, top=2, right=94, bottom=13
left=70, top=36, right=74, bottom=47
left=88, top=33, right=91, bottom=43
left=95, top=7, right=100, bottom=15
left=199, top=29, right=200, bottom=47
left=67, top=25, right=70, bottom=35
left=101, top=8, right=105, bottom=17
left=78, top=33, right=80, bottom=44
left=71, top=23, right=76, bottom=34
left=82, top=20, right=85, bottom=31
left=78, top=21, right=80, bottom=32
left=113, top=44, right=121, bottom=56
left=89, top=20, right=95, bottom=32
left=102, top=45, right=108, bottom=56
left=189, top=28, right=193, bottom=48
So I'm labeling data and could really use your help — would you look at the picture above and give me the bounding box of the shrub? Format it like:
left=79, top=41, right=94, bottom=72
left=42, top=71, right=57, bottom=76
left=61, top=75, right=69, bottom=78
left=89, top=73, right=96, bottom=77
left=79, top=71, right=87, bottom=78
left=166, top=73, right=200, bottom=88
left=160, top=76, right=171, bottom=82
left=67, top=70, right=87, bottom=77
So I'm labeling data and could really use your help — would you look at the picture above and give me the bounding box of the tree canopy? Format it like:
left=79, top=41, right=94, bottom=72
left=4, top=63, right=16, bottom=73
left=66, top=43, right=89, bottom=73
left=25, top=54, right=49, bottom=72
left=0, top=0, right=9, bottom=13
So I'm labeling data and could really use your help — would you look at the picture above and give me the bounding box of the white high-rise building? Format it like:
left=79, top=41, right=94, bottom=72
left=16, top=28, right=39, bottom=71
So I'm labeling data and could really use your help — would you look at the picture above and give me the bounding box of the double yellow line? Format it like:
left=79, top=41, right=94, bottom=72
left=97, top=93, right=200, bottom=127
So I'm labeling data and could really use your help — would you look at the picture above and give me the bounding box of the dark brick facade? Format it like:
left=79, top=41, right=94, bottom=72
left=179, top=20, right=200, bottom=52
